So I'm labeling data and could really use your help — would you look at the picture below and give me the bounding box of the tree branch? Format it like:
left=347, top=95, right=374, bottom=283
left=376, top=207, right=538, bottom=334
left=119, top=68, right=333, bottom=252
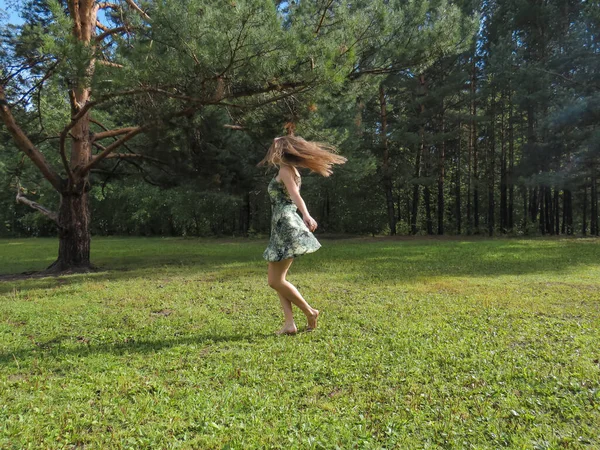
left=124, top=0, right=151, bottom=22
left=315, top=0, right=335, bottom=35
left=0, top=87, right=64, bottom=192
left=96, top=26, right=128, bottom=41
left=90, top=118, right=138, bottom=155
left=15, top=182, right=59, bottom=224
left=93, top=127, right=138, bottom=141
left=101, top=152, right=168, bottom=164
left=81, top=126, right=147, bottom=174
left=96, top=60, right=125, bottom=68
left=80, top=106, right=197, bottom=175
left=96, top=21, right=110, bottom=32
left=91, top=144, right=168, bottom=165
left=98, top=2, right=120, bottom=10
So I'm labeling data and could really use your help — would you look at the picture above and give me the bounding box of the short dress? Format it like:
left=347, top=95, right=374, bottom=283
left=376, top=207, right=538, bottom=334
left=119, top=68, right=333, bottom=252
left=263, top=173, right=321, bottom=262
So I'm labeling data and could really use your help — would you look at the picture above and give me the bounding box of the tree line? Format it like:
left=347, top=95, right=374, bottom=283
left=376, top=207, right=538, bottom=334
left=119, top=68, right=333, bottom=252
left=0, top=0, right=597, bottom=270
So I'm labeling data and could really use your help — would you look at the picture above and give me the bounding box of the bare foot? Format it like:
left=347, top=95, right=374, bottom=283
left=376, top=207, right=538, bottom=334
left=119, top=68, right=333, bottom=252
left=306, top=309, right=320, bottom=331
left=275, top=324, right=298, bottom=335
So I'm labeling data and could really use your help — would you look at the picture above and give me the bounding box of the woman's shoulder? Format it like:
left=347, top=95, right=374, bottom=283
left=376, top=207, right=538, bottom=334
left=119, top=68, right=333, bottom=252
left=278, top=164, right=301, bottom=182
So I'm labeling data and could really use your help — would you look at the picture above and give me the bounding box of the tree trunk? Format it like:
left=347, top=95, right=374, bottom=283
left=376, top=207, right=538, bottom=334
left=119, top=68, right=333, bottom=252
left=539, top=185, right=546, bottom=234
left=379, top=84, right=396, bottom=235
left=471, top=57, right=479, bottom=234
left=487, top=90, right=495, bottom=237
left=530, top=186, right=538, bottom=223
left=592, top=167, right=598, bottom=235
left=553, top=188, right=559, bottom=235
left=508, top=91, right=515, bottom=231
left=546, top=186, right=553, bottom=234
left=425, top=184, right=433, bottom=235
left=47, top=180, right=93, bottom=272
left=565, top=189, right=573, bottom=235
left=521, top=185, right=528, bottom=231
left=582, top=184, right=588, bottom=236
left=473, top=120, right=479, bottom=233
left=456, top=120, right=462, bottom=234
left=500, top=91, right=507, bottom=233
left=411, top=74, right=427, bottom=235
left=45, top=1, right=100, bottom=272
left=466, top=112, right=472, bottom=235
left=406, top=192, right=411, bottom=232
left=437, top=101, right=446, bottom=235
left=411, top=144, right=421, bottom=235
left=240, top=192, right=250, bottom=236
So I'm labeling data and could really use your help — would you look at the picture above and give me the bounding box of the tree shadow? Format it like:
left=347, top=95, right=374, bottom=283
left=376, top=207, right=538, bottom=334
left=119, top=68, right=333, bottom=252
left=0, top=330, right=278, bottom=367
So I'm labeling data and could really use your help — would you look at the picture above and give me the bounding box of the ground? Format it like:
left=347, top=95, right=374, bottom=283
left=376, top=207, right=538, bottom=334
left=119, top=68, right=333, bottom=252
left=0, top=236, right=599, bottom=449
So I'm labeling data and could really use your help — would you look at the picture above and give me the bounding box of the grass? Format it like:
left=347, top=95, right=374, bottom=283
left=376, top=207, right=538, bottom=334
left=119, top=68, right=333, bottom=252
left=0, top=236, right=599, bottom=449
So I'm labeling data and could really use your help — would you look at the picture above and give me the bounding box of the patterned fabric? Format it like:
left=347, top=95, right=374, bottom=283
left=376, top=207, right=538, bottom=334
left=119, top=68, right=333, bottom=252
left=263, top=174, right=321, bottom=262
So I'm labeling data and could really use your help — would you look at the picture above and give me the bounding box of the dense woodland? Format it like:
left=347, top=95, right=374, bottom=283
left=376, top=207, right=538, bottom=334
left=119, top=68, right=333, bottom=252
left=0, top=0, right=598, bottom=255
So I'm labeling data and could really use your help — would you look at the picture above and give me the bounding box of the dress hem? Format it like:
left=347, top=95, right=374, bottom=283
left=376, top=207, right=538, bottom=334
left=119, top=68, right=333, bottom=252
left=263, top=244, right=321, bottom=263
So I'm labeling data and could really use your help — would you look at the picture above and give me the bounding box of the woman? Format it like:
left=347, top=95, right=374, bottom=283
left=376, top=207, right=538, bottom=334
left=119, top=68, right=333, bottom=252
left=257, top=135, right=347, bottom=335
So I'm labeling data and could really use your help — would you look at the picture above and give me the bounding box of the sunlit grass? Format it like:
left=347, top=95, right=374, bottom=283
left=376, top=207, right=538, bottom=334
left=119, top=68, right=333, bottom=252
left=1, top=236, right=599, bottom=448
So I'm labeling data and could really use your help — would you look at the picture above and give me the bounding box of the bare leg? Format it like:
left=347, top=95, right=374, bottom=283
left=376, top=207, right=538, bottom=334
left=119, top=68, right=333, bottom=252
left=276, top=292, right=297, bottom=335
left=269, top=259, right=297, bottom=334
left=268, top=258, right=320, bottom=331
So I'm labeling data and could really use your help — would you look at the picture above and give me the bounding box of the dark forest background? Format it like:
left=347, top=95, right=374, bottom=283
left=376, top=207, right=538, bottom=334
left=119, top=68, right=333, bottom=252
left=1, top=0, right=598, bottom=239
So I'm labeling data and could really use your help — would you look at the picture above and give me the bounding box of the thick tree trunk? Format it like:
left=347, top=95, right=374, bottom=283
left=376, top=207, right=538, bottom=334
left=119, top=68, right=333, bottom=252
left=43, top=0, right=100, bottom=272
left=47, top=179, right=93, bottom=272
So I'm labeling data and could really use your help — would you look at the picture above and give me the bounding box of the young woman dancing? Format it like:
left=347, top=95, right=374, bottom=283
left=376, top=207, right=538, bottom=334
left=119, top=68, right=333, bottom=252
left=257, top=135, right=347, bottom=335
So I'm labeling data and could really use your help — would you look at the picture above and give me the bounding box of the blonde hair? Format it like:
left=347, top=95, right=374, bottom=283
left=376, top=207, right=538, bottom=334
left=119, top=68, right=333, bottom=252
left=257, top=135, right=347, bottom=177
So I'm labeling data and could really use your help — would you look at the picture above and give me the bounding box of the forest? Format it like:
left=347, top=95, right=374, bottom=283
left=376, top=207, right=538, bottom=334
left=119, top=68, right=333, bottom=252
left=1, top=3, right=600, bottom=447
left=1, top=0, right=598, bottom=253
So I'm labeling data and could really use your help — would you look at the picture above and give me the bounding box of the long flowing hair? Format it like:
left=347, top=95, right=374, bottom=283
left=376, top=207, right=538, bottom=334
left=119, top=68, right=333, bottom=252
left=257, top=135, right=347, bottom=177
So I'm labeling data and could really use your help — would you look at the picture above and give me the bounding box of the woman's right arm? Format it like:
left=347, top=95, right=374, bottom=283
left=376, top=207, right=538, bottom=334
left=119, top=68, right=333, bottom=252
left=279, top=166, right=317, bottom=231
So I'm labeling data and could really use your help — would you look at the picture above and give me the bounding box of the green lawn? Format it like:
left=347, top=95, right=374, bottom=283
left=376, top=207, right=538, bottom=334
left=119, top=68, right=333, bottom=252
left=0, top=236, right=599, bottom=449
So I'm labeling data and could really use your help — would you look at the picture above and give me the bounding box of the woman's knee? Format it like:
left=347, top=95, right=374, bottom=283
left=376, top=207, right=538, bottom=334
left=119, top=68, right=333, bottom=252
left=268, top=277, right=283, bottom=290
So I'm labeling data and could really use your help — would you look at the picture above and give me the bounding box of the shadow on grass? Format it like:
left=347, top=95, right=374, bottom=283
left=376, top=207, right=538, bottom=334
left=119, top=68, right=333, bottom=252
left=0, top=330, right=279, bottom=366
left=1, top=237, right=599, bottom=295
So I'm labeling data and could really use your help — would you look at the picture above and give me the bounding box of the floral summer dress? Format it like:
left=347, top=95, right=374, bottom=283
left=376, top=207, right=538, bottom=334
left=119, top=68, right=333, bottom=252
left=262, top=173, right=321, bottom=262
